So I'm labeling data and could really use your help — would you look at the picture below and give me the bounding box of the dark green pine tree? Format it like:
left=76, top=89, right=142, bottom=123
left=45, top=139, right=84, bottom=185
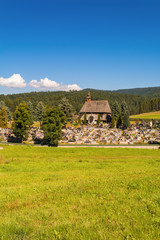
left=111, top=114, right=115, bottom=128
left=78, top=113, right=81, bottom=124
left=123, top=114, right=130, bottom=129
left=58, top=97, right=74, bottom=122
left=84, top=112, right=87, bottom=125
left=12, top=102, right=32, bottom=143
left=121, top=101, right=129, bottom=119
left=112, top=101, right=121, bottom=119
left=41, top=107, right=66, bottom=146
left=97, top=114, right=101, bottom=125
left=0, top=106, right=7, bottom=128
left=0, top=101, right=5, bottom=110
left=116, top=114, right=122, bottom=128
left=27, top=101, right=35, bottom=123
left=35, top=101, right=45, bottom=124
left=0, top=101, right=12, bottom=121
left=5, top=106, right=12, bottom=121
left=158, top=98, right=160, bottom=110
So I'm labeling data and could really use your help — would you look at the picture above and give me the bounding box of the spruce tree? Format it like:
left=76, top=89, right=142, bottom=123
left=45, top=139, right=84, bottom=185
left=111, top=114, right=115, bottom=128
left=0, top=101, right=5, bottom=109
left=12, top=102, right=31, bottom=142
left=78, top=113, right=81, bottom=124
left=41, top=107, right=66, bottom=146
left=123, top=114, right=130, bottom=129
left=121, top=101, right=129, bottom=119
left=6, top=106, right=12, bottom=121
left=35, top=102, right=45, bottom=124
left=0, top=101, right=12, bottom=121
left=84, top=112, right=87, bottom=125
left=0, top=106, right=7, bottom=128
left=116, top=114, right=122, bottom=128
left=97, top=114, right=101, bottom=125
left=112, top=101, right=121, bottom=118
left=27, top=101, right=34, bottom=123
left=58, top=97, right=74, bottom=122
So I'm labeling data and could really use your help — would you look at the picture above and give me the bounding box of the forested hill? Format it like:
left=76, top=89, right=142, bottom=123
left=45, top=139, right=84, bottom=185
left=0, top=90, right=146, bottom=115
left=113, top=86, right=160, bottom=97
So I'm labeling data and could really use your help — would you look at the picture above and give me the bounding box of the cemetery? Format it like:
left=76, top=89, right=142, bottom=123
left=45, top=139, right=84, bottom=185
left=0, top=119, right=159, bottom=146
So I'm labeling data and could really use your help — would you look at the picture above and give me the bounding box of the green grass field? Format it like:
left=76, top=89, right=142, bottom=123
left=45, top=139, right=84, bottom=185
left=130, top=111, right=160, bottom=120
left=0, top=145, right=160, bottom=240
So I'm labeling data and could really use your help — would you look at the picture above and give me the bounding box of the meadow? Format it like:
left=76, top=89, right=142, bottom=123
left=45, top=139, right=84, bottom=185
left=130, top=111, right=160, bottom=120
left=0, top=145, right=159, bottom=240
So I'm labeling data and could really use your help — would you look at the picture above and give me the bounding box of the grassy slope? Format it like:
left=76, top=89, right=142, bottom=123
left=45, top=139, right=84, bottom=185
left=0, top=145, right=159, bottom=240
left=130, top=111, right=160, bottom=119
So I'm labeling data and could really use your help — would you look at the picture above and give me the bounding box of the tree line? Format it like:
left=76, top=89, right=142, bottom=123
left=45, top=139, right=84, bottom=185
left=0, top=100, right=45, bottom=124
left=0, top=89, right=150, bottom=115
left=139, top=97, right=160, bottom=113
left=0, top=90, right=160, bottom=117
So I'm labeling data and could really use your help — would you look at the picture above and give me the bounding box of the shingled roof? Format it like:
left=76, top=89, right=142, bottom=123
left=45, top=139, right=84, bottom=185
left=80, top=100, right=111, bottom=113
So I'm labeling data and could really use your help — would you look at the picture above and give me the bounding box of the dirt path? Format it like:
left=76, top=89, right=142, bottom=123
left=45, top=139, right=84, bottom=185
left=0, top=143, right=159, bottom=149
left=58, top=145, right=160, bottom=149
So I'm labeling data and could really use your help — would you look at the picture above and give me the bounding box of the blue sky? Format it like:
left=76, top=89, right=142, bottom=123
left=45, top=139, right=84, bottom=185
left=1, top=0, right=160, bottom=94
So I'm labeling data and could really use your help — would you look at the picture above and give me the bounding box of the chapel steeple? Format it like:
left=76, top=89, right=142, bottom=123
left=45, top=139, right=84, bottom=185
left=87, top=92, right=91, bottom=103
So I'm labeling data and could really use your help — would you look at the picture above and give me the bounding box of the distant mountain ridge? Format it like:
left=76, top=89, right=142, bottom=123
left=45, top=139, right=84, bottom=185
left=112, top=86, right=160, bottom=97
left=84, top=86, right=160, bottom=97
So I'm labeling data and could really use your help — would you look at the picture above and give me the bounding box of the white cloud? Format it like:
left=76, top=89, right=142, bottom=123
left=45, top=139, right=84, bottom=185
left=67, top=84, right=81, bottom=91
left=0, top=74, right=27, bottom=88
left=0, top=74, right=82, bottom=91
left=28, top=80, right=40, bottom=88
left=29, top=78, right=60, bottom=89
left=29, top=77, right=81, bottom=91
